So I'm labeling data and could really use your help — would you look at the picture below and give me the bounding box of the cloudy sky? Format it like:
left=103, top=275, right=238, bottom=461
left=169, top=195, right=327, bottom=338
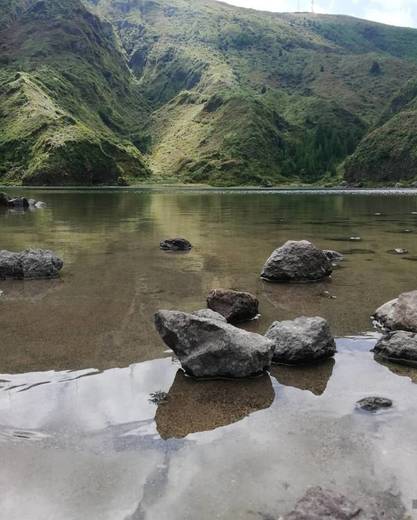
left=222, top=0, right=417, bottom=28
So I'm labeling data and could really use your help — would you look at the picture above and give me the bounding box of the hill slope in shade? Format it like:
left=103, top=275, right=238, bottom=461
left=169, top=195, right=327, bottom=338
left=2, top=0, right=417, bottom=185
left=0, top=0, right=150, bottom=185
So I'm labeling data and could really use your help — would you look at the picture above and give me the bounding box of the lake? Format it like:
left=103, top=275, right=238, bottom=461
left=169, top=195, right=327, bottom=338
left=1, top=188, right=417, bottom=519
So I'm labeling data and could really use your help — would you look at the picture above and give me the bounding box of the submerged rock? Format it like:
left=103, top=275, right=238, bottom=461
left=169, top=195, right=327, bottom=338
left=207, top=288, right=259, bottom=323
left=265, top=316, right=336, bottom=365
left=373, top=290, right=417, bottom=332
left=160, top=238, right=192, bottom=251
left=261, top=240, right=332, bottom=283
left=154, top=309, right=274, bottom=378
left=0, top=249, right=63, bottom=279
left=373, top=330, right=417, bottom=365
left=282, top=487, right=363, bottom=519
left=356, top=396, right=393, bottom=412
left=155, top=370, right=274, bottom=439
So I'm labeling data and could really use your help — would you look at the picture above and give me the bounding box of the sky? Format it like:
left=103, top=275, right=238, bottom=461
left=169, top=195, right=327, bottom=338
left=222, top=0, right=417, bottom=28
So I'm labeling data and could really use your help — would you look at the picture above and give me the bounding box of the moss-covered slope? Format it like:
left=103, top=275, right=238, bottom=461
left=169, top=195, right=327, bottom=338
left=0, top=0, right=150, bottom=185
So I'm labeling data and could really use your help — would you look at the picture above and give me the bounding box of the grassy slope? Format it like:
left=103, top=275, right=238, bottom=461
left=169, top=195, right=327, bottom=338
left=88, top=0, right=417, bottom=185
left=345, top=77, right=417, bottom=185
left=0, top=0, right=150, bottom=185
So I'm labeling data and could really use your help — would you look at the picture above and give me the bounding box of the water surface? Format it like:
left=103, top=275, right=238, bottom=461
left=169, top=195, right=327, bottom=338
left=1, top=189, right=417, bottom=519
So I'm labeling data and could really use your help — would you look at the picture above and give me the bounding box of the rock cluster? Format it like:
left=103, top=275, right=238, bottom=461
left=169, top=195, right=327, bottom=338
left=0, top=192, right=45, bottom=209
left=0, top=249, right=63, bottom=279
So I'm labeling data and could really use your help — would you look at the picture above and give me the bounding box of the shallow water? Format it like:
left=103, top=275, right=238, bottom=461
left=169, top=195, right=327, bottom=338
left=1, top=189, right=417, bottom=519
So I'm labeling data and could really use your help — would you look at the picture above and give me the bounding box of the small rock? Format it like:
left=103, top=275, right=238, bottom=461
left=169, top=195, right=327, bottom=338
left=154, top=310, right=274, bottom=378
left=261, top=240, right=332, bottom=283
left=322, top=250, right=344, bottom=263
left=349, top=236, right=361, bottom=241
left=265, top=316, right=336, bottom=365
left=282, top=487, right=363, bottom=519
left=8, top=197, right=29, bottom=209
left=389, top=248, right=408, bottom=255
left=373, top=330, right=417, bottom=364
left=320, top=290, right=336, bottom=299
left=0, top=249, right=63, bottom=279
left=160, top=238, right=192, bottom=251
left=207, top=289, right=259, bottom=323
left=356, top=396, right=393, bottom=412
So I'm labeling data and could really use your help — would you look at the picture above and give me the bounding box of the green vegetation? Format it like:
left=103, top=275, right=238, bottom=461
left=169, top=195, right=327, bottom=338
left=2, top=0, right=417, bottom=185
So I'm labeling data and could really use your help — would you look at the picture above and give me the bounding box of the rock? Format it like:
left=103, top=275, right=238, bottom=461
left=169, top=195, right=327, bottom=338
left=372, top=330, right=417, bottom=365
left=282, top=487, right=363, bottom=519
left=265, top=316, right=336, bottom=365
left=207, top=289, right=259, bottom=323
left=372, top=298, right=397, bottom=330
left=8, top=197, right=29, bottom=209
left=356, top=396, right=393, bottom=412
left=0, top=249, right=63, bottom=279
left=373, top=290, right=417, bottom=332
left=154, top=310, right=274, bottom=378
left=160, top=238, right=192, bottom=251
left=349, top=236, right=361, bottom=241
left=393, top=248, right=408, bottom=254
left=261, top=240, right=332, bottom=283
left=323, top=250, right=344, bottom=263
left=192, top=308, right=227, bottom=322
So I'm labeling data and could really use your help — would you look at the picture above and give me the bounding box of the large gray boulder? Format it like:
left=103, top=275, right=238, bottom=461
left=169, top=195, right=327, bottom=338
left=265, top=316, right=336, bottom=365
left=154, top=310, right=274, bottom=378
left=261, top=240, right=332, bottom=282
left=0, top=249, right=63, bottom=279
left=282, top=487, right=364, bottom=519
left=373, top=290, right=417, bottom=332
left=207, top=289, right=259, bottom=323
left=373, top=330, right=417, bottom=365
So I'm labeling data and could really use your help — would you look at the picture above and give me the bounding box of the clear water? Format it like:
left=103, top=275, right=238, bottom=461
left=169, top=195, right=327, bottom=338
left=1, top=188, right=417, bottom=519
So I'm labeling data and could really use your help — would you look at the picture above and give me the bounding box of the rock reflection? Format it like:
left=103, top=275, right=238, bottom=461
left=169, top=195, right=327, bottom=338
left=155, top=371, right=275, bottom=439
left=270, top=359, right=335, bottom=395
left=375, top=357, right=417, bottom=384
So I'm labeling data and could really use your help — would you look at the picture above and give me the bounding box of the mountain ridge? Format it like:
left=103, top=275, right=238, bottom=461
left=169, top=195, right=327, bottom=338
left=2, top=0, right=417, bottom=185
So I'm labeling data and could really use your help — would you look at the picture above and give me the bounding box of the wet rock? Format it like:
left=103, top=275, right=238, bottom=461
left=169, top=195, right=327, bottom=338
left=192, top=308, right=226, bottom=322
left=207, top=288, right=259, bottom=323
left=0, top=249, right=63, bottom=279
left=160, top=237, right=192, bottom=251
left=0, top=193, right=45, bottom=209
left=265, top=316, right=336, bottom=365
left=373, top=330, right=417, bottom=365
left=373, top=290, right=417, bottom=332
left=282, top=487, right=363, bottom=519
left=356, top=396, right=393, bottom=412
left=323, top=250, right=344, bottom=263
left=154, top=310, right=274, bottom=378
left=261, top=240, right=332, bottom=283
left=155, top=370, right=274, bottom=439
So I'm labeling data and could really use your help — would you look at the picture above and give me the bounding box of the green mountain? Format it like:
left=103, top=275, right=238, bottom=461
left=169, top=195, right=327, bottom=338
left=2, top=0, right=417, bottom=186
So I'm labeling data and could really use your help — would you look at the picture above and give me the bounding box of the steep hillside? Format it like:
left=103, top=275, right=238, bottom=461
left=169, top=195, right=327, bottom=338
left=0, top=0, right=150, bottom=185
left=87, top=0, right=417, bottom=185
left=345, top=78, right=417, bottom=185
left=2, top=0, right=417, bottom=185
